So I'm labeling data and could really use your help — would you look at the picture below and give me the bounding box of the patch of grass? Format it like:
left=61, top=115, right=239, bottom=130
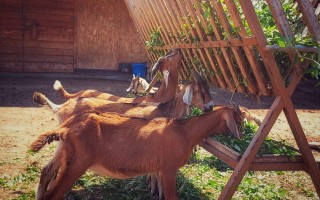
left=2, top=107, right=315, bottom=199
left=69, top=172, right=150, bottom=200
left=1, top=163, right=40, bottom=191
left=12, top=191, right=36, bottom=200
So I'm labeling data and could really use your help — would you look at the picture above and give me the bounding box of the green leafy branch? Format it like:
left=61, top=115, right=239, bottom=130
left=146, top=27, right=164, bottom=52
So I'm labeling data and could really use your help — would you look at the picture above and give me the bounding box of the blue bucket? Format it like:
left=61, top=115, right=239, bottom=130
left=132, top=63, right=147, bottom=78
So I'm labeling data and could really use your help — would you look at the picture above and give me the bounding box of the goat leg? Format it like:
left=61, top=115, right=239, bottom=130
left=36, top=156, right=61, bottom=200
left=158, top=171, right=178, bottom=200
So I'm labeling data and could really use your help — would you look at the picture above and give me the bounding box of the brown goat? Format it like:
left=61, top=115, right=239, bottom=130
left=54, top=48, right=182, bottom=104
left=30, top=106, right=243, bottom=200
left=34, top=76, right=213, bottom=199
left=33, top=78, right=214, bottom=124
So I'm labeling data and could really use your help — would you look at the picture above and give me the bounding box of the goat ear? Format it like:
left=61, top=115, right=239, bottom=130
left=133, top=74, right=135, bottom=79
left=163, top=70, right=169, bottom=88
left=183, top=85, right=193, bottom=105
left=224, top=111, right=242, bottom=139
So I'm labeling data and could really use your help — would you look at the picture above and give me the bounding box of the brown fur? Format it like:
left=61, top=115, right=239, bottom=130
left=34, top=79, right=213, bottom=124
left=30, top=106, right=243, bottom=200
left=54, top=49, right=182, bottom=104
left=34, top=76, right=213, bottom=200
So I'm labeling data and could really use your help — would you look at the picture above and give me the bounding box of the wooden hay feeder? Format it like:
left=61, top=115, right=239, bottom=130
left=125, top=0, right=320, bottom=199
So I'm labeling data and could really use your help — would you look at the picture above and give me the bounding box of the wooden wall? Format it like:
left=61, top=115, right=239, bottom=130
left=0, top=0, right=75, bottom=72
left=23, top=0, right=75, bottom=72
left=0, top=0, right=147, bottom=73
left=0, top=0, right=23, bottom=72
left=76, top=0, right=147, bottom=70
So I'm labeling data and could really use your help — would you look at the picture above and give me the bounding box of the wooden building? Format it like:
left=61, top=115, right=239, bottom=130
left=0, top=0, right=148, bottom=73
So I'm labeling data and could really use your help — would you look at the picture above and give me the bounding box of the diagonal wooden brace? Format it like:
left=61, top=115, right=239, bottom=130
left=218, top=51, right=320, bottom=199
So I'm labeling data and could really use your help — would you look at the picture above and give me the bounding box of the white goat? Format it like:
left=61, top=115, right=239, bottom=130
left=126, top=74, right=157, bottom=95
left=30, top=106, right=244, bottom=200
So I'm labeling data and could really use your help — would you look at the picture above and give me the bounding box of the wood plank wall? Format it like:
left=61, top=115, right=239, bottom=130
left=1, top=0, right=147, bottom=72
left=76, top=0, right=147, bottom=70
left=0, top=0, right=75, bottom=72
left=22, top=0, right=75, bottom=72
left=0, top=0, right=23, bottom=72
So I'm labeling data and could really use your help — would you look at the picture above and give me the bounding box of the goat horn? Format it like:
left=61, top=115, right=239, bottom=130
left=164, top=48, right=181, bottom=58
left=151, top=57, right=163, bottom=77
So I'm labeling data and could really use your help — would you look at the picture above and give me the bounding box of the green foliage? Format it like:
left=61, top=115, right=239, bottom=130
left=213, top=121, right=299, bottom=157
left=252, top=0, right=320, bottom=80
left=146, top=27, right=164, bottom=52
left=186, top=106, right=205, bottom=118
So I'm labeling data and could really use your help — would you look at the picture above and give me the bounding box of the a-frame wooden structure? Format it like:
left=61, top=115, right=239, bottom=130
left=124, top=0, right=320, bottom=199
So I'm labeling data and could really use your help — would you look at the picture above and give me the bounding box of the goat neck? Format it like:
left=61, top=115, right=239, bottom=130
left=157, top=89, right=189, bottom=119
left=180, top=107, right=242, bottom=148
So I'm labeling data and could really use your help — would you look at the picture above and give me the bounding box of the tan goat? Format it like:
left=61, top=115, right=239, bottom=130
left=33, top=78, right=214, bottom=124
left=54, top=48, right=182, bottom=103
left=34, top=75, right=213, bottom=199
left=30, top=106, right=244, bottom=200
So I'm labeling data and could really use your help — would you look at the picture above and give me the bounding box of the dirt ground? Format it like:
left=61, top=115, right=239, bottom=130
left=0, top=73, right=319, bottom=199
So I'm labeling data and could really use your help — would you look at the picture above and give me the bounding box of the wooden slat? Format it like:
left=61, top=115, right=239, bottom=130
left=200, top=1, right=241, bottom=91
left=126, top=0, right=157, bottom=63
left=0, top=47, right=22, bottom=54
left=24, top=19, right=73, bottom=29
left=25, top=13, right=74, bottom=23
left=0, top=1, right=22, bottom=12
left=0, top=62, right=22, bottom=72
left=130, top=0, right=156, bottom=63
left=23, top=5, right=74, bottom=16
left=36, top=27, right=73, bottom=36
left=23, top=54, right=73, bottom=63
left=0, top=29, right=22, bottom=40
left=173, top=0, right=219, bottom=85
left=23, top=62, right=73, bottom=72
left=23, top=0, right=74, bottom=9
left=296, top=0, right=320, bottom=42
left=124, top=0, right=155, bottom=63
left=23, top=47, right=73, bottom=56
left=0, top=39, right=21, bottom=47
left=266, top=0, right=297, bottom=80
left=0, top=18, right=22, bottom=26
left=159, top=0, right=198, bottom=81
left=147, top=0, right=189, bottom=79
left=224, top=0, right=270, bottom=95
left=0, top=53, right=21, bottom=62
left=155, top=36, right=259, bottom=49
left=0, top=11, right=21, bottom=19
left=24, top=40, right=73, bottom=49
left=211, top=0, right=255, bottom=93
left=23, top=32, right=74, bottom=42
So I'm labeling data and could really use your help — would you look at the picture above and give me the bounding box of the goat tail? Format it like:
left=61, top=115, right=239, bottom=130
left=29, top=131, right=61, bottom=152
left=53, top=80, right=74, bottom=99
